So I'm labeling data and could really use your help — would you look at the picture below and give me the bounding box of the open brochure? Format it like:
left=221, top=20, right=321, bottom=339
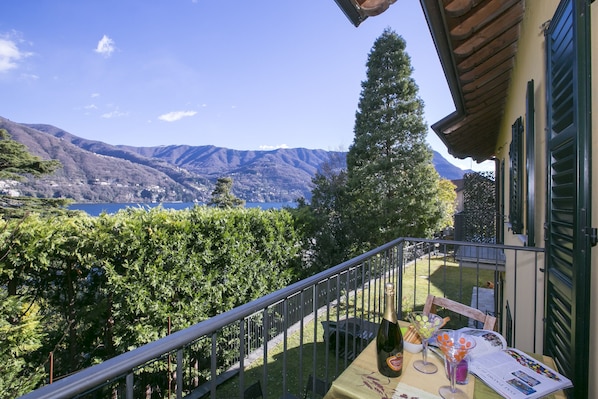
left=469, top=348, right=572, bottom=398
left=429, top=328, right=572, bottom=398
left=455, top=327, right=507, bottom=358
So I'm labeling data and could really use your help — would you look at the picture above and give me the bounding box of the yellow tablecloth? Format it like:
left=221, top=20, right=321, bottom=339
left=324, top=337, right=472, bottom=399
left=324, top=325, right=565, bottom=399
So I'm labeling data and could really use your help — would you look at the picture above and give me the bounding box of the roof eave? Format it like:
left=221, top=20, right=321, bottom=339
left=418, top=0, right=524, bottom=163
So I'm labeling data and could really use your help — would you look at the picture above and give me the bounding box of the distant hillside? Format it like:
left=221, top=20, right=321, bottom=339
left=0, top=117, right=468, bottom=203
left=431, top=151, right=470, bottom=180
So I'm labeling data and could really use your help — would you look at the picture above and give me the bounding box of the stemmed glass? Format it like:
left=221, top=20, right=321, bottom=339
left=436, top=330, right=477, bottom=399
left=407, top=311, right=444, bottom=374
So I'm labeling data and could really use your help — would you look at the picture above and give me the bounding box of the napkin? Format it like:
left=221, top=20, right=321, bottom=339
left=391, top=382, right=441, bottom=399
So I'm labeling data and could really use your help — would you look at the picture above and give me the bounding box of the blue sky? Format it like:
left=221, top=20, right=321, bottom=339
left=0, top=0, right=492, bottom=171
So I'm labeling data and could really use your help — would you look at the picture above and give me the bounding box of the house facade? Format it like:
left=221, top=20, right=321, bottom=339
left=498, top=3, right=595, bottom=398
left=425, top=1, right=596, bottom=397
left=335, top=0, right=595, bottom=397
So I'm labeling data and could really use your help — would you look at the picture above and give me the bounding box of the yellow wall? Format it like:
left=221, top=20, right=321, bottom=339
left=497, top=0, right=558, bottom=352
left=496, top=1, right=597, bottom=395
left=499, top=2, right=556, bottom=248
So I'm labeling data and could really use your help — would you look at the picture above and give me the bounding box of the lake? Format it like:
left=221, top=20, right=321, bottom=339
left=69, top=202, right=296, bottom=216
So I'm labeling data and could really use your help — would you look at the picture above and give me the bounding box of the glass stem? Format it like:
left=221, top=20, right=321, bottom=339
left=450, top=360, right=457, bottom=393
left=422, top=339, right=428, bottom=364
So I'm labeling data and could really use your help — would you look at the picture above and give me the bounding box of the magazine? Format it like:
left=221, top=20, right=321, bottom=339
left=429, top=328, right=572, bottom=398
left=469, top=348, right=572, bottom=399
left=455, top=328, right=507, bottom=358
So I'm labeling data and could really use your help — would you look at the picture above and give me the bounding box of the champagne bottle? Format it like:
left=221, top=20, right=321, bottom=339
left=376, top=282, right=403, bottom=377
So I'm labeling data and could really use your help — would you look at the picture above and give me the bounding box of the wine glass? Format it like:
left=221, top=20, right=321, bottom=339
left=407, top=311, right=444, bottom=373
left=436, top=330, right=477, bottom=399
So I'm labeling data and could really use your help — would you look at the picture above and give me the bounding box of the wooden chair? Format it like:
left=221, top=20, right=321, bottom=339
left=423, top=294, right=497, bottom=331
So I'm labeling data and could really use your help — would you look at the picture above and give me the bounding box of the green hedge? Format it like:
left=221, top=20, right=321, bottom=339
left=0, top=205, right=303, bottom=392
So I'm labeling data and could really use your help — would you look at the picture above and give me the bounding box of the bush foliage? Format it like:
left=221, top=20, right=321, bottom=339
left=0, top=206, right=303, bottom=393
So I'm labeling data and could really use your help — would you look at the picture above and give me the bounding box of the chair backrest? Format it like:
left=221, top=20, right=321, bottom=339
left=244, top=380, right=263, bottom=399
left=423, top=295, right=497, bottom=331
left=304, top=374, right=329, bottom=399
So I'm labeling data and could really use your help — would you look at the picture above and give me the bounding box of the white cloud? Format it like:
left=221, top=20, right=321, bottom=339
left=158, top=110, right=197, bottom=122
left=0, top=36, right=31, bottom=73
left=20, top=73, right=39, bottom=80
left=84, top=104, right=98, bottom=110
left=95, top=35, right=116, bottom=58
left=91, top=93, right=100, bottom=98
left=259, top=144, right=290, bottom=150
left=101, top=109, right=128, bottom=119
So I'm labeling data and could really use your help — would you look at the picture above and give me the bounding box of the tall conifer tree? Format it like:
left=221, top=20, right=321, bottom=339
left=207, top=177, right=245, bottom=208
left=346, top=28, right=442, bottom=248
left=0, top=129, right=66, bottom=218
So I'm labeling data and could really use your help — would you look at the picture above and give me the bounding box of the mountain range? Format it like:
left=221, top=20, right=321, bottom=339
left=0, top=116, right=469, bottom=203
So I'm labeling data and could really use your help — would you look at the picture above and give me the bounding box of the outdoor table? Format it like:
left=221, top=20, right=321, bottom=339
left=323, top=322, right=566, bottom=399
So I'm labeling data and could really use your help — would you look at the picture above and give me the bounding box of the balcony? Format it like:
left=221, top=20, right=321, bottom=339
left=20, top=238, right=545, bottom=399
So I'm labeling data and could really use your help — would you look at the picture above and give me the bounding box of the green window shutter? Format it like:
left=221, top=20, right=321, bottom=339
left=509, top=117, right=524, bottom=235
left=544, top=0, right=592, bottom=396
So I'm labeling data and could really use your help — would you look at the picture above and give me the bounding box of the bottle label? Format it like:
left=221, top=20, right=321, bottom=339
left=386, top=353, right=403, bottom=371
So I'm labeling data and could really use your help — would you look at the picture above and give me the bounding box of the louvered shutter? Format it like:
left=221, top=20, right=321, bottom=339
left=544, top=0, right=592, bottom=397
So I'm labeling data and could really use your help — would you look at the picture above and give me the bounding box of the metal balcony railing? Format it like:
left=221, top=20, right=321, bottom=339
left=20, top=238, right=545, bottom=399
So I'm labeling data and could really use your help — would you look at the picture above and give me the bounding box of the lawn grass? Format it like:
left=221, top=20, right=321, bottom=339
left=401, top=254, right=496, bottom=329
left=213, top=254, right=495, bottom=398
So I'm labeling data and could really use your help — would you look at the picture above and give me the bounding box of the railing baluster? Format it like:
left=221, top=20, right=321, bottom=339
left=312, top=284, right=318, bottom=398
left=210, top=333, right=217, bottom=399
left=176, top=349, right=183, bottom=399
left=126, top=372, right=133, bottom=399
left=262, top=308, right=269, bottom=399
left=533, top=250, right=539, bottom=352
left=324, top=278, right=331, bottom=386
left=282, top=300, right=289, bottom=395
left=366, top=258, right=372, bottom=324
left=299, top=289, right=305, bottom=393
left=513, top=249, right=518, bottom=348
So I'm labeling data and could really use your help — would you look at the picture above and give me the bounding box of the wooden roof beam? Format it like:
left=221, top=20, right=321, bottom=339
left=453, top=3, right=523, bottom=57
left=450, top=0, right=520, bottom=40
left=463, top=69, right=513, bottom=101
left=457, top=39, right=518, bottom=73
left=445, top=0, right=479, bottom=18
left=460, top=51, right=516, bottom=84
